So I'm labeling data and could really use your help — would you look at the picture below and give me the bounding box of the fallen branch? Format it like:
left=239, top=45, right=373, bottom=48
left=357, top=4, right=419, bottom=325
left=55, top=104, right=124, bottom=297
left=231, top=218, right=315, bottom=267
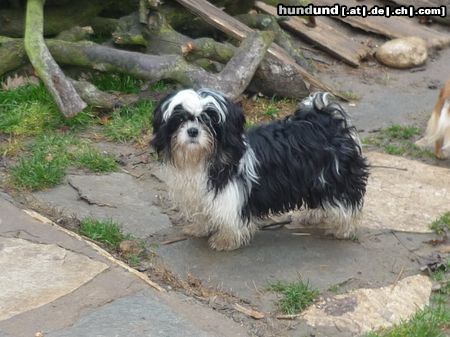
left=24, top=0, right=86, bottom=117
left=46, top=31, right=274, bottom=100
left=70, top=79, right=139, bottom=109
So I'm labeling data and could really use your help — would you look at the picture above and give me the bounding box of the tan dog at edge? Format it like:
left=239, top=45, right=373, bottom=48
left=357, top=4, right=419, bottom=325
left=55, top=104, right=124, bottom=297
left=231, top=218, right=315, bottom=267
left=421, top=80, right=450, bottom=159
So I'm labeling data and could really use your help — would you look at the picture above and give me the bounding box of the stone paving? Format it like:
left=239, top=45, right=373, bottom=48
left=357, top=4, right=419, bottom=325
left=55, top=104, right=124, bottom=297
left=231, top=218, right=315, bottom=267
left=0, top=198, right=249, bottom=337
left=17, top=150, right=448, bottom=336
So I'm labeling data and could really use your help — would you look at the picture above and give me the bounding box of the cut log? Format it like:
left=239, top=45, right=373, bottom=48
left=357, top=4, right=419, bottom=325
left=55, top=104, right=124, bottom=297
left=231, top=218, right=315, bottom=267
left=174, top=0, right=339, bottom=95
left=24, top=0, right=86, bottom=117
left=254, top=2, right=370, bottom=67
left=314, top=0, right=450, bottom=49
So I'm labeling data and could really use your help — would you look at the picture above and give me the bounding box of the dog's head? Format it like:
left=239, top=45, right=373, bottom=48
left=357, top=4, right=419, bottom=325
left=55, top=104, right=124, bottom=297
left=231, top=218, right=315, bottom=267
left=151, top=89, right=246, bottom=170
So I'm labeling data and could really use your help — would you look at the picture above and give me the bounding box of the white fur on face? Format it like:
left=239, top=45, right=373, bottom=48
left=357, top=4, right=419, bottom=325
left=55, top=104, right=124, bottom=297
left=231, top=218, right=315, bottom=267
left=162, top=89, right=227, bottom=123
left=171, top=121, right=214, bottom=169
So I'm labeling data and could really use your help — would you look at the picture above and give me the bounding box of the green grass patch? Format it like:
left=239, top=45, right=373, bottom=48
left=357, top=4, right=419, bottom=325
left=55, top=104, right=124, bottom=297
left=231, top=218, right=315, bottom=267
left=150, top=80, right=171, bottom=92
left=0, top=83, right=93, bottom=136
left=10, top=133, right=118, bottom=190
left=90, top=73, right=143, bottom=94
left=268, top=280, right=319, bottom=314
left=263, top=103, right=279, bottom=119
left=340, top=91, right=361, bottom=101
left=430, top=212, right=450, bottom=235
left=10, top=134, right=74, bottom=190
left=80, top=218, right=129, bottom=250
left=383, top=125, right=421, bottom=140
left=364, top=124, right=433, bottom=159
left=104, top=100, right=155, bottom=142
left=328, top=285, right=340, bottom=294
left=76, top=147, right=118, bottom=173
left=366, top=299, right=450, bottom=337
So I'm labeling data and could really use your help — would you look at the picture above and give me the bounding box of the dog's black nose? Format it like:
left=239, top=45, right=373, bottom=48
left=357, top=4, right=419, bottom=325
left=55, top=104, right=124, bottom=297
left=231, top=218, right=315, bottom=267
left=187, top=127, right=199, bottom=138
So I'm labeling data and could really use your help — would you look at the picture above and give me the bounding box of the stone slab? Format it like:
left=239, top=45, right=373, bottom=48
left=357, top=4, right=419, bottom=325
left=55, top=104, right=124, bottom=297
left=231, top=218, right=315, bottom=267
left=33, top=173, right=172, bottom=237
left=363, top=152, right=450, bottom=233
left=303, top=275, right=432, bottom=334
left=0, top=237, right=108, bottom=322
left=46, top=290, right=246, bottom=337
left=156, top=229, right=435, bottom=306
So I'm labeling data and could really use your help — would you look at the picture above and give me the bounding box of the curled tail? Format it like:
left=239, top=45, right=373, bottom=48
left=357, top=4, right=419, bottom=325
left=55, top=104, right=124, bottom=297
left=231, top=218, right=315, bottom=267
left=295, top=92, right=362, bottom=151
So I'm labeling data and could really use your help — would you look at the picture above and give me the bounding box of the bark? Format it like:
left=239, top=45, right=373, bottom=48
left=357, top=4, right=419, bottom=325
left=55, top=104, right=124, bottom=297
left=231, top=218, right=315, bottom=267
left=56, top=26, right=94, bottom=42
left=89, top=17, right=120, bottom=37
left=24, top=0, right=86, bottom=117
left=0, top=37, right=27, bottom=76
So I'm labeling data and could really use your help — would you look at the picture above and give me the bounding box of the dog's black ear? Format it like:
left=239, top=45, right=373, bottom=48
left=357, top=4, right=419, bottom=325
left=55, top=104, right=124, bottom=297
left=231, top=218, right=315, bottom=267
left=207, top=97, right=247, bottom=193
left=152, top=91, right=177, bottom=134
left=151, top=91, right=177, bottom=156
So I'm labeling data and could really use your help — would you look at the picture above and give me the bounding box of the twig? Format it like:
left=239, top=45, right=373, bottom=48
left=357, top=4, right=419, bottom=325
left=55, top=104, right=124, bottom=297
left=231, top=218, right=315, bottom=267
left=276, top=314, right=301, bottom=320
left=234, top=303, right=265, bottom=319
left=390, top=266, right=405, bottom=291
left=370, top=165, right=408, bottom=171
left=161, top=237, right=188, bottom=245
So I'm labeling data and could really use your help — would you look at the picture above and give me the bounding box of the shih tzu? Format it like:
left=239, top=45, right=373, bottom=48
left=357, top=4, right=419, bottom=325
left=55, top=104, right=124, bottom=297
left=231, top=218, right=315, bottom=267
left=152, top=89, right=369, bottom=251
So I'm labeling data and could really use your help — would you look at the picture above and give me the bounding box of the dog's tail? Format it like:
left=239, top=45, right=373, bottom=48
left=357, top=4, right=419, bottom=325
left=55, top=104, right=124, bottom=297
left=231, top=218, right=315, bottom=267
left=295, top=92, right=362, bottom=150
left=423, top=83, right=450, bottom=150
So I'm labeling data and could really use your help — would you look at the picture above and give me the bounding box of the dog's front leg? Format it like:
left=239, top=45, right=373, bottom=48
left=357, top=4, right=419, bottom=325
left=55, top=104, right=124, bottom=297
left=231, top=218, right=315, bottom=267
left=208, top=220, right=256, bottom=251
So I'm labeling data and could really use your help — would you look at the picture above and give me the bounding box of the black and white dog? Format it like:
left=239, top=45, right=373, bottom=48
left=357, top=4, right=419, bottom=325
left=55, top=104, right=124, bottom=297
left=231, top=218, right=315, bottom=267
left=152, top=89, right=369, bottom=251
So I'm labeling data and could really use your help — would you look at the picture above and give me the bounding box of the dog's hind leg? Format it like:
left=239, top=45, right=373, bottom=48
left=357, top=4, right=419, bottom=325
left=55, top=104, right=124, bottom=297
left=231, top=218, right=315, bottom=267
left=321, top=203, right=361, bottom=239
left=435, top=138, right=446, bottom=159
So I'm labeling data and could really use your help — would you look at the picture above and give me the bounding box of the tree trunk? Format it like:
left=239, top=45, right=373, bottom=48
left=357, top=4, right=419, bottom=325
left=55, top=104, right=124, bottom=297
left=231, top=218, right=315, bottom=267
left=24, top=0, right=86, bottom=117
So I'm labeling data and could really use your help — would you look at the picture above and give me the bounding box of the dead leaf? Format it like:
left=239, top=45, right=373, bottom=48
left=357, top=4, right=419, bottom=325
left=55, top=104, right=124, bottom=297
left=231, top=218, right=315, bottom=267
left=1, top=74, right=39, bottom=91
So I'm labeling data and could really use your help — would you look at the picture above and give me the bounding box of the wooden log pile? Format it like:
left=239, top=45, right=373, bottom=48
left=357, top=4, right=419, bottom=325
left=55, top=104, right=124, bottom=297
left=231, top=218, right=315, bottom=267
left=0, top=0, right=449, bottom=117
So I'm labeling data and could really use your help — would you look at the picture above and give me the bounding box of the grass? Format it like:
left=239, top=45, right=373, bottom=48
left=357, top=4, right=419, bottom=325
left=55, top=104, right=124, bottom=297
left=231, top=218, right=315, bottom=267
left=104, top=100, right=155, bottom=142
left=340, top=91, right=361, bottom=101
left=90, top=73, right=143, bottom=94
left=328, top=285, right=340, bottom=294
left=262, top=103, right=279, bottom=119
left=80, top=218, right=129, bottom=250
left=430, top=212, right=450, bottom=235
left=366, top=298, right=450, bottom=337
left=0, top=83, right=93, bottom=137
left=76, top=147, right=118, bottom=173
left=11, top=134, right=74, bottom=190
left=364, top=124, right=434, bottom=158
left=10, top=133, right=118, bottom=190
left=268, top=280, right=319, bottom=314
